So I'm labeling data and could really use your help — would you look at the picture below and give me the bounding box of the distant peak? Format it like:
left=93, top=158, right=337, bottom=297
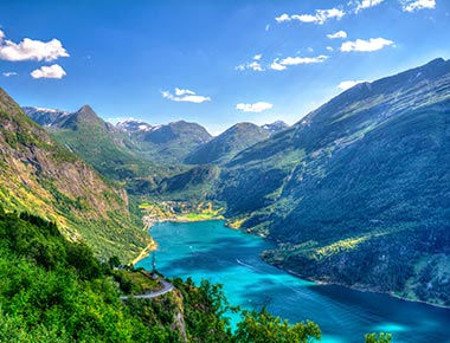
left=271, top=120, right=287, bottom=125
left=78, top=104, right=95, bottom=113
left=427, top=57, right=446, bottom=65
left=232, top=122, right=258, bottom=129
left=170, top=120, right=189, bottom=125
left=74, top=105, right=100, bottom=121
left=261, top=120, right=289, bottom=135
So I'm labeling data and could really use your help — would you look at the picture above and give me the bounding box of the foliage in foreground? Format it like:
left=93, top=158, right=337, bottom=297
left=235, top=309, right=321, bottom=343
left=0, top=208, right=319, bottom=342
left=0, top=207, right=392, bottom=342
left=365, top=332, right=393, bottom=343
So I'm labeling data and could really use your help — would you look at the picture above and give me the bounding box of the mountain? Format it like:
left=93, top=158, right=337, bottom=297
left=24, top=106, right=207, bottom=196
left=24, top=105, right=165, bottom=182
left=185, top=122, right=270, bottom=165
left=137, top=120, right=212, bottom=162
left=0, top=87, right=150, bottom=260
left=56, top=104, right=113, bottom=130
left=216, top=58, right=450, bottom=306
left=116, top=119, right=158, bottom=133
left=23, top=106, right=70, bottom=127
left=261, top=120, right=289, bottom=135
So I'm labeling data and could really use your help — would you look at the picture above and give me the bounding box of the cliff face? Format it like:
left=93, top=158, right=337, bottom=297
left=0, top=87, right=149, bottom=260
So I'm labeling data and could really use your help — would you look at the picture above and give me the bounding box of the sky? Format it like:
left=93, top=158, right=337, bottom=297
left=0, top=0, right=449, bottom=135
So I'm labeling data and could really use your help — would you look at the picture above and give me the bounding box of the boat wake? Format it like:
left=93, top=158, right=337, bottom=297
left=236, top=258, right=260, bottom=272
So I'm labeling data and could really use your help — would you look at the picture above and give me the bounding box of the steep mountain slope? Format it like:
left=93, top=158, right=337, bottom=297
left=185, top=122, right=270, bottom=165
left=0, top=87, right=150, bottom=260
left=216, top=58, right=450, bottom=306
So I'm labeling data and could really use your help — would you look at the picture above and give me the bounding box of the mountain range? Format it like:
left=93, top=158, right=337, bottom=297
left=15, top=58, right=450, bottom=307
left=23, top=106, right=289, bottom=195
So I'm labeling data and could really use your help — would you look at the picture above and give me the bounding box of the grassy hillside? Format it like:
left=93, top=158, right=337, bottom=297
left=0, top=87, right=150, bottom=261
left=215, top=58, right=450, bottom=306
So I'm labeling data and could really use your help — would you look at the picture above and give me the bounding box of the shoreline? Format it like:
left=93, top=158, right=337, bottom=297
left=133, top=217, right=450, bottom=310
left=277, top=266, right=450, bottom=310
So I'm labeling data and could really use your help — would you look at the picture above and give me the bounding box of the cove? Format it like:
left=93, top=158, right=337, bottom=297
left=136, top=220, right=450, bottom=343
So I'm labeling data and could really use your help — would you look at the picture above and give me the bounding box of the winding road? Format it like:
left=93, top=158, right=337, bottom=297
left=120, top=280, right=174, bottom=300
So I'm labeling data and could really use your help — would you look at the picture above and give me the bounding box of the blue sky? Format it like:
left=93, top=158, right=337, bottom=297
left=0, top=0, right=449, bottom=134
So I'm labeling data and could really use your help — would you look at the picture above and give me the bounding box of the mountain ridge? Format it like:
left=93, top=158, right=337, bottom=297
left=0, top=87, right=150, bottom=260
left=185, top=122, right=270, bottom=165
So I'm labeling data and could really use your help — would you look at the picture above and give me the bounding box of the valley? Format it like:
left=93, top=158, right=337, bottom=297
left=2, top=1, right=449, bottom=341
left=1, top=57, right=449, bottom=342
left=21, top=58, right=450, bottom=308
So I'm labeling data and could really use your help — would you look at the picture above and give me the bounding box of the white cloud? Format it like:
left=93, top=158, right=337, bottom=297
left=271, top=55, right=328, bottom=71
left=2, top=71, right=17, bottom=77
left=280, top=55, right=328, bottom=65
left=327, top=30, right=348, bottom=39
left=338, top=80, right=365, bottom=91
left=162, top=88, right=211, bottom=103
left=248, top=61, right=263, bottom=71
left=30, top=64, right=66, bottom=79
left=275, top=14, right=291, bottom=23
left=402, top=0, right=436, bottom=12
left=270, top=60, right=287, bottom=71
left=236, top=61, right=263, bottom=72
left=340, top=37, right=394, bottom=52
left=0, top=30, right=69, bottom=62
left=235, top=102, right=273, bottom=113
left=355, top=0, right=384, bottom=12
left=174, top=88, right=195, bottom=96
left=275, top=8, right=345, bottom=25
left=326, top=46, right=334, bottom=52
left=236, top=54, right=264, bottom=72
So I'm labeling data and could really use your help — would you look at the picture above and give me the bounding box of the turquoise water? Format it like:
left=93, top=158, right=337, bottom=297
left=137, top=221, right=450, bottom=343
